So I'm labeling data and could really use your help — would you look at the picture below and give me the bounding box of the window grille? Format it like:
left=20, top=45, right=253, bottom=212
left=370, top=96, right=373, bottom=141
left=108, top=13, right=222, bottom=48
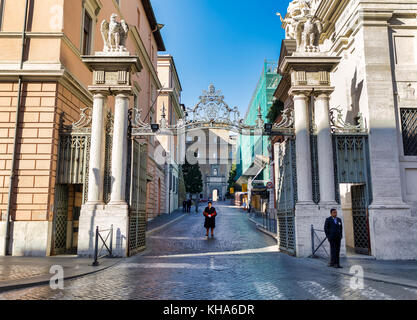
left=401, top=108, right=417, bottom=156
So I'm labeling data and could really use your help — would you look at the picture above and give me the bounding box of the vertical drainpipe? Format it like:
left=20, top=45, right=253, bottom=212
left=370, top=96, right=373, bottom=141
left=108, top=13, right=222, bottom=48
left=4, top=0, right=29, bottom=256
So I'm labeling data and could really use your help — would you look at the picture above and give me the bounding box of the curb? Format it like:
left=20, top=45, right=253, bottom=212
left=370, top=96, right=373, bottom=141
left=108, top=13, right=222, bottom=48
left=0, top=258, right=123, bottom=293
left=248, top=217, right=278, bottom=242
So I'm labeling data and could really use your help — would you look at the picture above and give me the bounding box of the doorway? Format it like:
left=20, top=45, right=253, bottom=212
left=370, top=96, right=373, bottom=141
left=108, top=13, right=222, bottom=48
left=339, top=184, right=371, bottom=255
left=52, top=184, right=82, bottom=255
left=212, top=189, right=219, bottom=202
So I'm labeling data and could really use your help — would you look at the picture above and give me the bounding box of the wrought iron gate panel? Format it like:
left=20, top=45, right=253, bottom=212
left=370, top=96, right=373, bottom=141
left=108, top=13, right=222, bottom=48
left=53, top=185, right=69, bottom=254
left=128, top=141, right=147, bottom=256
left=310, top=134, right=320, bottom=204
left=351, top=185, right=371, bottom=255
left=333, top=135, right=372, bottom=202
left=103, top=112, right=114, bottom=204
left=400, top=108, right=417, bottom=156
left=276, top=138, right=297, bottom=254
left=57, top=132, right=90, bottom=205
left=57, top=134, right=90, bottom=185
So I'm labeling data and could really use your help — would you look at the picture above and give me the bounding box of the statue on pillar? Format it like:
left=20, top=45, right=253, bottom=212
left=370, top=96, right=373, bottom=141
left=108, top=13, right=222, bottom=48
left=277, top=0, right=323, bottom=53
left=101, top=14, right=129, bottom=53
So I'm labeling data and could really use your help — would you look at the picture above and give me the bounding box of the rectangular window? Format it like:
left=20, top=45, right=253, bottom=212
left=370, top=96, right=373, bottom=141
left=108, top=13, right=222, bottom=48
left=82, top=11, right=93, bottom=55
left=401, top=108, right=417, bottom=156
left=0, top=0, right=5, bottom=31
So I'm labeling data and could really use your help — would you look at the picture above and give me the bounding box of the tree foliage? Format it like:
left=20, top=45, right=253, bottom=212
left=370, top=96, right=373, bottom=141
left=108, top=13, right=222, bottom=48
left=226, top=164, right=241, bottom=197
left=266, top=99, right=285, bottom=123
left=182, top=159, right=203, bottom=195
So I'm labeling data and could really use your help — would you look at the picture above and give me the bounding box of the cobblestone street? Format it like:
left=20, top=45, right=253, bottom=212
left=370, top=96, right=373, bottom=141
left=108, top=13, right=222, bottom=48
left=1, top=203, right=416, bottom=300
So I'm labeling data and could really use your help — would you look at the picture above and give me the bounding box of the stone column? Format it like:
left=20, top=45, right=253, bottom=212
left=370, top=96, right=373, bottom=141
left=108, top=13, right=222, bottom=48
left=293, top=92, right=313, bottom=203
left=87, top=92, right=107, bottom=205
left=109, top=92, right=130, bottom=206
left=314, top=92, right=336, bottom=204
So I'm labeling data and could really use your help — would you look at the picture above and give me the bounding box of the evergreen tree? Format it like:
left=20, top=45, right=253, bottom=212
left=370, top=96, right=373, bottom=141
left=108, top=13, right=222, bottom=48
left=182, top=159, right=203, bottom=198
left=226, top=164, right=240, bottom=198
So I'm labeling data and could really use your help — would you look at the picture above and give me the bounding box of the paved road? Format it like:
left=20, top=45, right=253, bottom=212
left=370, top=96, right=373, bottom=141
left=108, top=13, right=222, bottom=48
left=1, top=203, right=416, bottom=300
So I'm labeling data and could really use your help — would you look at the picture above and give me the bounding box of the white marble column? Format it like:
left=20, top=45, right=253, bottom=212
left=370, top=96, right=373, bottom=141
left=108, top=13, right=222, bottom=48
left=87, top=92, right=107, bottom=205
left=293, top=92, right=313, bottom=203
left=314, top=93, right=336, bottom=204
left=109, top=92, right=130, bottom=206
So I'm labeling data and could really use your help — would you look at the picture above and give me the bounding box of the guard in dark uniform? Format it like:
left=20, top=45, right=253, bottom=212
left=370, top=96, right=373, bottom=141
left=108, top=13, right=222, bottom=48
left=324, top=208, right=343, bottom=268
left=203, top=202, right=217, bottom=238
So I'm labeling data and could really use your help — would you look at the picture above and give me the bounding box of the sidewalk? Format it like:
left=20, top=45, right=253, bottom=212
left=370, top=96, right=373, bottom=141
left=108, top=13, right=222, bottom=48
left=0, top=256, right=121, bottom=293
left=238, top=205, right=417, bottom=289
left=0, top=210, right=188, bottom=293
left=146, top=209, right=187, bottom=234
left=305, top=256, right=417, bottom=289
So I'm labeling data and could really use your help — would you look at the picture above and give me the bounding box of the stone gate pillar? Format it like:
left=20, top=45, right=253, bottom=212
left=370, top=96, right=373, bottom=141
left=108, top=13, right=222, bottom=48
left=109, top=91, right=130, bottom=206
left=280, top=56, right=341, bottom=258
left=292, top=91, right=313, bottom=204
left=86, top=91, right=108, bottom=205
left=314, top=91, right=336, bottom=205
left=78, top=14, right=143, bottom=258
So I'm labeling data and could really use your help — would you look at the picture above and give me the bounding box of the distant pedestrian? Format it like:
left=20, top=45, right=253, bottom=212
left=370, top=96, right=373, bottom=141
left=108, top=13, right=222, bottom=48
left=203, top=201, right=217, bottom=238
left=187, top=199, right=192, bottom=213
left=243, top=198, right=247, bottom=211
left=324, top=208, right=343, bottom=268
left=183, top=200, right=187, bottom=213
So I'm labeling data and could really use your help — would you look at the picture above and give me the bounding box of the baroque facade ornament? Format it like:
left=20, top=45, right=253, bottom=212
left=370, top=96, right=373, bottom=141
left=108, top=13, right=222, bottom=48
left=187, top=84, right=241, bottom=124
left=100, top=14, right=129, bottom=53
left=277, top=0, right=323, bottom=53
left=71, top=107, right=93, bottom=133
left=330, top=106, right=366, bottom=134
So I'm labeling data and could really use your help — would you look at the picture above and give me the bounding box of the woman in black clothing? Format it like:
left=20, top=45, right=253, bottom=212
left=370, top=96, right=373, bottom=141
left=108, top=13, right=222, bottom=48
left=203, top=202, right=217, bottom=238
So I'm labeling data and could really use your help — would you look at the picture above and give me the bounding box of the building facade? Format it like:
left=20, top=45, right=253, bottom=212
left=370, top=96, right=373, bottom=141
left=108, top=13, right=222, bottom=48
left=186, top=85, right=237, bottom=202
left=156, top=54, right=184, bottom=215
left=0, top=0, right=166, bottom=257
left=236, top=61, right=280, bottom=213
left=273, top=0, right=417, bottom=260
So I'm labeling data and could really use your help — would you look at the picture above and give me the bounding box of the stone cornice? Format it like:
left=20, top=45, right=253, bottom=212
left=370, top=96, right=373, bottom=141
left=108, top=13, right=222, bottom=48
left=129, top=26, right=162, bottom=89
left=0, top=66, right=93, bottom=106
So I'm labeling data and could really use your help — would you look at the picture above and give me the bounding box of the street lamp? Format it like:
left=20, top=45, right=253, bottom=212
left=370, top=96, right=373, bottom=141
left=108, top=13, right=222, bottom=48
left=264, top=123, right=273, bottom=135
left=151, top=124, right=160, bottom=133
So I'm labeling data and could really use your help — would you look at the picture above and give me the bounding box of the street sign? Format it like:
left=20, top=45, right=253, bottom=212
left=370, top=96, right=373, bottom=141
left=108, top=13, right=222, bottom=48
left=267, top=182, right=274, bottom=189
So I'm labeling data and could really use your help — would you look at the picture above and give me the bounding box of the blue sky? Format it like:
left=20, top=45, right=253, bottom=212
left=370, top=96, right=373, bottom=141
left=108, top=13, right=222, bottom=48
left=152, top=0, right=288, bottom=116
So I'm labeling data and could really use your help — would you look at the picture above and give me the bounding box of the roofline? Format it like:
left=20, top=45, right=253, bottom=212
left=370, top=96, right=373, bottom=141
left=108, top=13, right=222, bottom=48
left=158, top=54, right=183, bottom=91
left=141, top=0, right=166, bottom=51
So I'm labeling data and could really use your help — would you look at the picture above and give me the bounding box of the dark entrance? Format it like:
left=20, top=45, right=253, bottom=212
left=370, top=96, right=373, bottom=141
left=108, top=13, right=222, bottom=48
left=351, top=185, right=371, bottom=255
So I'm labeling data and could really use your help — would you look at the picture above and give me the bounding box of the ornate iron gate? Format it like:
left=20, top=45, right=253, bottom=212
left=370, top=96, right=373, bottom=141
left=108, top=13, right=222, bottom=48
left=276, top=138, right=297, bottom=255
left=128, top=140, right=148, bottom=256
left=53, top=185, right=69, bottom=254
left=103, top=112, right=114, bottom=203
left=351, top=185, right=371, bottom=255
left=333, top=135, right=372, bottom=255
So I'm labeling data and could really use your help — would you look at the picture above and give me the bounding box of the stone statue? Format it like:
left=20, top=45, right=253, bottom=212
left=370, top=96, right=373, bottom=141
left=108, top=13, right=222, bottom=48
left=101, top=14, right=129, bottom=53
left=296, top=15, right=323, bottom=52
left=277, top=0, right=323, bottom=53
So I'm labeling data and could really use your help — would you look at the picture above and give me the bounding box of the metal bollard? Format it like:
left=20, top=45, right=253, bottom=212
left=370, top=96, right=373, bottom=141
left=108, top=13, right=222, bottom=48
left=93, top=226, right=100, bottom=266
left=311, top=225, right=315, bottom=257
left=109, top=225, right=113, bottom=257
